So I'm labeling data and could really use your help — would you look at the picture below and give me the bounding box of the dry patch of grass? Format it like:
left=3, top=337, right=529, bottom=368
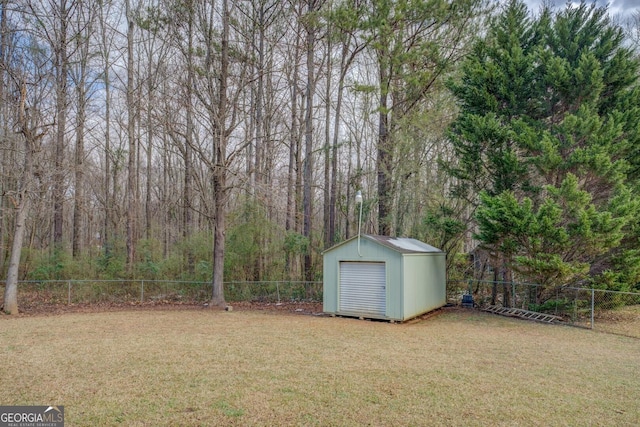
left=595, top=305, right=640, bottom=338
left=1, top=309, right=639, bottom=426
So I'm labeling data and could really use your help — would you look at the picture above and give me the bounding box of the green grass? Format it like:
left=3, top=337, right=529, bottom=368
left=1, top=309, right=639, bottom=426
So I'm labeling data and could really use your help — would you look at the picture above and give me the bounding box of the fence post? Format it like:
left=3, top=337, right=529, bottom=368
left=68, top=281, right=71, bottom=305
left=591, top=288, right=595, bottom=330
left=276, top=282, right=281, bottom=304
left=141, top=281, right=144, bottom=304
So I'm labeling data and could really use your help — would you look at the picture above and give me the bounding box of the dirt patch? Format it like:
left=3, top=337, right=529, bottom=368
left=230, top=300, right=324, bottom=315
left=0, top=299, right=324, bottom=318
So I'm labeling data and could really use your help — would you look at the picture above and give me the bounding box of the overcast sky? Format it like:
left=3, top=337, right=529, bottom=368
left=522, top=0, right=639, bottom=18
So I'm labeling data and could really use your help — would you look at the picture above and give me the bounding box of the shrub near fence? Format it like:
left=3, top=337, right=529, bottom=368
left=0, top=280, right=323, bottom=309
left=449, top=279, right=640, bottom=338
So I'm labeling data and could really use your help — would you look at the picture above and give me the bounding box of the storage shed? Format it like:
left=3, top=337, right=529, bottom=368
left=323, top=234, right=446, bottom=321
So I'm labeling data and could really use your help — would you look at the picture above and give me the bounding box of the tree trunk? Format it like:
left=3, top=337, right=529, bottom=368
left=4, top=192, right=28, bottom=314
left=3, top=132, right=30, bottom=314
left=285, top=54, right=300, bottom=231
left=377, top=90, right=392, bottom=236
left=53, top=0, right=69, bottom=251
left=492, top=266, right=498, bottom=306
left=162, top=126, right=170, bottom=258
left=285, top=6, right=302, bottom=278
left=183, top=4, right=194, bottom=273
left=72, top=79, right=85, bottom=258
left=145, top=40, right=153, bottom=242
left=72, top=7, right=90, bottom=257
left=210, top=0, right=230, bottom=307
left=4, top=81, right=38, bottom=314
left=99, top=1, right=112, bottom=256
left=254, top=3, right=265, bottom=189
left=211, top=173, right=227, bottom=306
left=323, top=34, right=331, bottom=249
left=302, top=0, right=316, bottom=281
left=251, top=0, right=266, bottom=279
left=0, top=0, right=11, bottom=272
left=503, top=260, right=512, bottom=308
left=125, top=0, right=137, bottom=272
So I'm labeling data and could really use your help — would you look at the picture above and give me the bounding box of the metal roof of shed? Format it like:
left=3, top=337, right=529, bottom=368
left=366, top=235, right=442, bottom=254
left=324, top=234, right=442, bottom=254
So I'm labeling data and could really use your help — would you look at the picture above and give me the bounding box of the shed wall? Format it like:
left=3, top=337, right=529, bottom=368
left=402, top=253, right=446, bottom=320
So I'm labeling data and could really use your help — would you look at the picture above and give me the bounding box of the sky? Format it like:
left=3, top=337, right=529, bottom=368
left=523, top=0, right=640, bottom=17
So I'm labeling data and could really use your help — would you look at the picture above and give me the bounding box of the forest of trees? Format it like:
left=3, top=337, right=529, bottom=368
left=1, top=0, right=639, bottom=313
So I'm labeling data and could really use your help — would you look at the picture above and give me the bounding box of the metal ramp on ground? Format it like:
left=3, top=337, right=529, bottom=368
left=483, top=305, right=561, bottom=323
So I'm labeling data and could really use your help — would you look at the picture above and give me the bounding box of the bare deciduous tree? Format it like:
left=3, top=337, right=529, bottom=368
left=3, top=33, right=52, bottom=313
left=125, top=0, right=137, bottom=271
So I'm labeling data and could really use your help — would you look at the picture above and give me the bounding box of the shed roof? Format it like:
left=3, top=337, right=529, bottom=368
left=366, top=235, right=442, bottom=254
left=325, top=234, right=442, bottom=254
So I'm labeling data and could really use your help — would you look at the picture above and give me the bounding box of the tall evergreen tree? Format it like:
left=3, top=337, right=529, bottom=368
left=449, top=0, right=640, bottom=292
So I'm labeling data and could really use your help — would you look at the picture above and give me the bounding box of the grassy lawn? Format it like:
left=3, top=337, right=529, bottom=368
left=1, top=308, right=639, bottom=426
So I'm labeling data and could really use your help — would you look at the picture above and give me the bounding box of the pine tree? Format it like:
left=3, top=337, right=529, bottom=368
left=449, top=0, right=640, bottom=291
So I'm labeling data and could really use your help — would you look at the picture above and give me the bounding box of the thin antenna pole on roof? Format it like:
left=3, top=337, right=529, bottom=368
left=355, top=190, right=363, bottom=257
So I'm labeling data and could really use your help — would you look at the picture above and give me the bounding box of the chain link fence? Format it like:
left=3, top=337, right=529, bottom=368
left=0, top=280, right=323, bottom=309
left=448, top=279, right=640, bottom=338
left=4, top=279, right=637, bottom=338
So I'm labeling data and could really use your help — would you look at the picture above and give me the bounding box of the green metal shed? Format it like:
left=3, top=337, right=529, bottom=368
left=323, top=234, right=446, bottom=321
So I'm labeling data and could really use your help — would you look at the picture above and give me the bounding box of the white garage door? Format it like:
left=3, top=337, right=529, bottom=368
left=339, top=261, right=386, bottom=317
